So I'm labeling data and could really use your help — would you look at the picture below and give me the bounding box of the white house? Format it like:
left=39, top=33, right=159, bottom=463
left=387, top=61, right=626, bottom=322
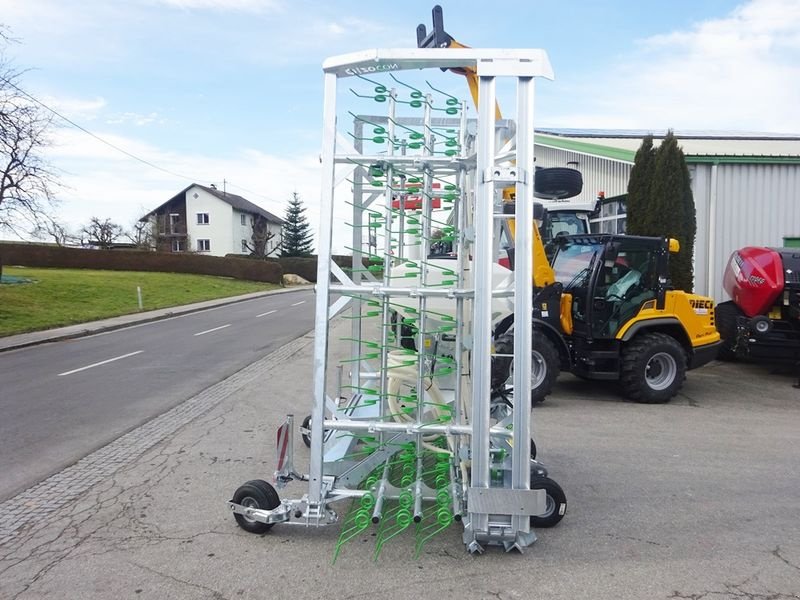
left=141, top=184, right=284, bottom=257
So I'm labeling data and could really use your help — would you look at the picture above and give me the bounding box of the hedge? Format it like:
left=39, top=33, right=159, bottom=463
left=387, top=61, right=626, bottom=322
left=0, top=242, right=283, bottom=284
left=227, top=254, right=372, bottom=283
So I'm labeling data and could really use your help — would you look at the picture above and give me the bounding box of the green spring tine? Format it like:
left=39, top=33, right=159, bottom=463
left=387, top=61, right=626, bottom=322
left=332, top=504, right=372, bottom=564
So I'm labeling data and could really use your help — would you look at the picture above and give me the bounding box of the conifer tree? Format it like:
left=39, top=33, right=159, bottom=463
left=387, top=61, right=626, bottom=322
left=625, top=135, right=656, bottom=235
left=626, top=131, right=696, bottom=292
left=281, top=192, right=313, bottom=257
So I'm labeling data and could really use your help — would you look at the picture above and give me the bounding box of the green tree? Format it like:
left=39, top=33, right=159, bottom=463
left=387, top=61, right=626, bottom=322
left=626, top=131, right=696, bottom=292
left=281, top=192, right=313, bottom=257
left=625, top=135, right=656, bottom=235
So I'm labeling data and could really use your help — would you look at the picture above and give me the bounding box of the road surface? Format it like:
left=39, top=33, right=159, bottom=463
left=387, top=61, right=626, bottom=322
left=0, top=289, right=317, bottom=501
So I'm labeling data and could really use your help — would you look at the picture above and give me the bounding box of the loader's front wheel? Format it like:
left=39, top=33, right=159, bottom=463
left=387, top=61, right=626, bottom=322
left=620, top=333, right=686, bottom=404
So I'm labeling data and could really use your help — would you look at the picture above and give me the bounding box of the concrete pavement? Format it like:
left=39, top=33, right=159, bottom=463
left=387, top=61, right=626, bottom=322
left=1, top=316, right=799, bottom=599
left=0, top=285, right=314, bottom=352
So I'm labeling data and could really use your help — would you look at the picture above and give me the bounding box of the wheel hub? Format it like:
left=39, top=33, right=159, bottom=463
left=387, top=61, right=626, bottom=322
left=645, top=352, right=677, bottom=390
left=240, top=496, right=259, bottom=523
left=509, top=350, right=547, bottom=389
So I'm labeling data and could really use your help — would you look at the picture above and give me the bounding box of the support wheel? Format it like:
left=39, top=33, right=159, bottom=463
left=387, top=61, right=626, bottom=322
left=530, top=476, right=566, bottom=528
left=301, top=414, right=312, bottom=448
left=492, top=332, right=560, bottom=405
left=620, top=332, right=686, bottom=404
left=715, top=301, right=742, bottom=361
left=232, top=479, right=281, bottom=534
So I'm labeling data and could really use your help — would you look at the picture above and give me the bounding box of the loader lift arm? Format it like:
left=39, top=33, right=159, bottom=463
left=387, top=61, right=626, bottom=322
left=417, top=4, right=553, bottom=287
left=417, top=4, right=502, bottom=120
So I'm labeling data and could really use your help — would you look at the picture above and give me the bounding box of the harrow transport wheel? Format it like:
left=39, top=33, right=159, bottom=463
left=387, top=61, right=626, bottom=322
left=232, top=479, right=280, bottom=534
left=301, top=414, right=312, bottom=448
left=620, top=333, right=686, bottom=404
left=530, top=477, right=567, bottom=528
left=493, top=332, right=560, bottom=405
left=714, top=301, right=741, bottom=361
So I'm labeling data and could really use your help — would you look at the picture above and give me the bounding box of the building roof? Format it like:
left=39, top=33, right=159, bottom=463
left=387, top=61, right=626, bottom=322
left=141, top=184, right=285, bottom=224
left=535, top=129, right=800, bottom=165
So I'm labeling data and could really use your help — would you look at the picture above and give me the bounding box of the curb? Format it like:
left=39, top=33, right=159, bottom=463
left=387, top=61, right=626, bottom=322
left=0, top=284, right=315, bottom=353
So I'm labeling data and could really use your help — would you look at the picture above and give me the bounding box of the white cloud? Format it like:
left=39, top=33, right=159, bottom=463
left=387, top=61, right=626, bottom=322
left=150, top=0, right=284, bottom=12
left=105, top=112, right=164, bottom=127
left=547, top=0, right=800, bottom=133
left=41, top=96, right=107, bottom=121
left=36, top=126, right=361, bottom=252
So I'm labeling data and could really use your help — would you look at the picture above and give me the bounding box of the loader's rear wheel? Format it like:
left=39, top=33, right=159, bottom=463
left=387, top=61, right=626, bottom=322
left=492, top=332, right=560, bottom=405
left=530, top=476, right=567, bottom=528
left=620, top=333, right=686, bottom=404
left=715, top=301, right=742, bottom=361
left=232, top=480, right=281, bottom=534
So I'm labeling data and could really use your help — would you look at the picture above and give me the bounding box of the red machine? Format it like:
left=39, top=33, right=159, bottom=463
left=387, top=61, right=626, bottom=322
left=717, top=246, right=800, bottom=361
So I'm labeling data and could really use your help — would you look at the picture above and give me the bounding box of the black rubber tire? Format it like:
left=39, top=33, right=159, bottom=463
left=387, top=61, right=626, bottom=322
left=620, top=332, right=687, bottom=404
left=715, top=301, right=742, bottom=361
left=492, top=332, right=560, bottom=405
left=530, top=438, right=537, bottom=460
left=390, top=310, right=417, bottom=351
left=232, top=479, right=281, bottom=534
left=301, top=414, right=312, bottom=448
left=534, top=167, right=583, bottom=200
left=530, top=476, right=567, bottom=528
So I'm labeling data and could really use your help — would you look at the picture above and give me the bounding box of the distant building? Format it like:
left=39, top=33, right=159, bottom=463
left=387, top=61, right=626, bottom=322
left=534, top=129, right=800, bottom=300
left=141, top=184, right=284, bottom=257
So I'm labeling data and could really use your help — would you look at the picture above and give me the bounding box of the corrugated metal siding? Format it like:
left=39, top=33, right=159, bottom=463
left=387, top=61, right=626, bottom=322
left=535, top=146, right=800, bottom=303
left=535, top=145, right=632, bottom=203
left=701, top=163, right=800, bottom=301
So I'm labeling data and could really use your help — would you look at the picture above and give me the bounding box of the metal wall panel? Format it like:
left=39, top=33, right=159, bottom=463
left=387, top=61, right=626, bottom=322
left=535, top=145, right=632, bottom=204
left=700, top=163, right=800, bottom=300
left=535, top=145, right=800, bottom=302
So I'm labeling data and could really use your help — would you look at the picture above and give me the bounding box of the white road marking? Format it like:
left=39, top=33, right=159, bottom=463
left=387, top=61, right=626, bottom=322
left=291, top=301, right=306, bottom=306
left=193, top=324, right=231, bottom=336
left=58, top=351, right=144, bottom=377
left=256, top=310, right=277, bottom=318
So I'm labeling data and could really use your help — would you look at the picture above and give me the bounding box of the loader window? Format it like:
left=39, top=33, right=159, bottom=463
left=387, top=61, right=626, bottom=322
left=592, top=240, right=658, bottom=338
left=552, top=240, right=602, bottom=325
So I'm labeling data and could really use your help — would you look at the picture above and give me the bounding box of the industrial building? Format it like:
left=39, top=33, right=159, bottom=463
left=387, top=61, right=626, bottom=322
left=534, top=129, right=800, bottom=301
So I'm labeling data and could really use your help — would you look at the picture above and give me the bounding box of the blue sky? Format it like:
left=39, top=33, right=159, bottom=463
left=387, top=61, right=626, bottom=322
left=1, top=0, right=799, bottom=245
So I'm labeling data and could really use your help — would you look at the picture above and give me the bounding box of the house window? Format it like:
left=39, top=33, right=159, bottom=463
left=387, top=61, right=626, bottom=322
left=197, top=239, right=211, bottom=252
left=172, top=239, right=185, bottom=252
left=240, top=214, right=247, bottom=226
left=241, top=239, right=248, bottom=253
left=197, top=213, right=209, bottom=225
left=169, top=213, right=180, bottom=234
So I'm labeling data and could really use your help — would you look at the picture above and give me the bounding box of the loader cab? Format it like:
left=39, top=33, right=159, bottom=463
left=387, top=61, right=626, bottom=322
left=552, top=235, right=666, bottom=340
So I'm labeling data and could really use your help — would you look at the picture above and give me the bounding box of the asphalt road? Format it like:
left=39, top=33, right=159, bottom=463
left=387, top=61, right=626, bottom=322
left=0, top=288, right=317, bottom=501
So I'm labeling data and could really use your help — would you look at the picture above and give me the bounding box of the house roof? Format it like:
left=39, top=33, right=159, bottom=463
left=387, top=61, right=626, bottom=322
left=535, top=129, right=800, bottom=165
left=141, top=184, right=285, bottom=223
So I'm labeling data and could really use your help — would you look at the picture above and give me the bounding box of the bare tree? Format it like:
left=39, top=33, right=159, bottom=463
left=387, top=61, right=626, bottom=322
left=81, top=217, right=122, bottom=249
left=0, top=30, right=57, bottom=236
left=244, top=214, right=279, bottom=258
left=32, top=215, right=74, bottom=246
left=125, top=219, right=154, bottom=249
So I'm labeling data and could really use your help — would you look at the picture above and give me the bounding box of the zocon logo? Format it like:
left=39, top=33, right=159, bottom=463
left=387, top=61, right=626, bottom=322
left=345, top=63, right=399, bottom=76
